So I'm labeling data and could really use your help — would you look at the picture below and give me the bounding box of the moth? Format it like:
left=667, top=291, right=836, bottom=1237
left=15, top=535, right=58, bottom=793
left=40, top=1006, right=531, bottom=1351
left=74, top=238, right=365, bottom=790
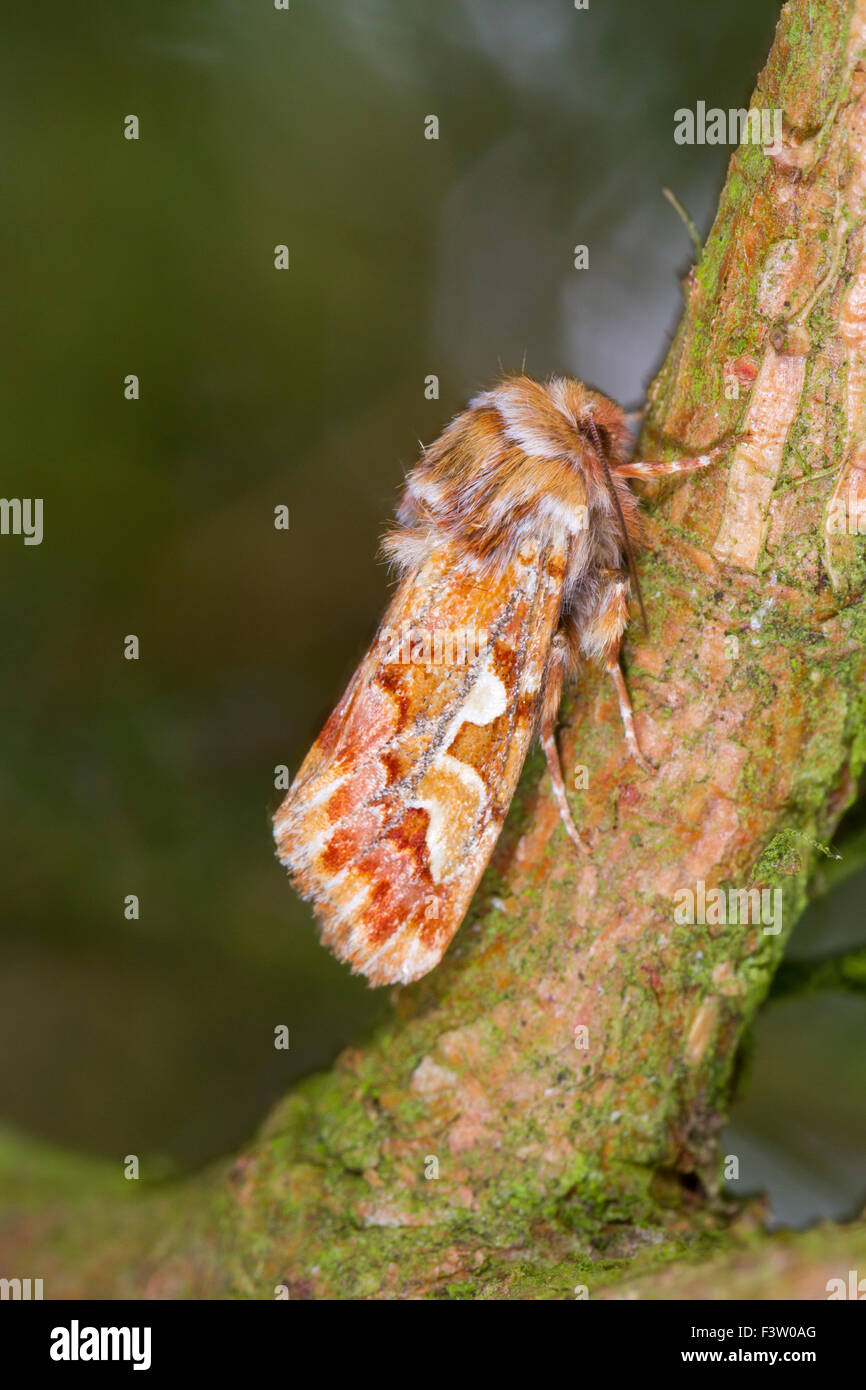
left=274, top=375, right=723, bottom=986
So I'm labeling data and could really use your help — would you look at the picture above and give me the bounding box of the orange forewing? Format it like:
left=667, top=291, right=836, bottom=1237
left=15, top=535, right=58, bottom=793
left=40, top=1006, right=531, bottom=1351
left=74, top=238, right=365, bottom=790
left=273, top=536, right=566, bottom=984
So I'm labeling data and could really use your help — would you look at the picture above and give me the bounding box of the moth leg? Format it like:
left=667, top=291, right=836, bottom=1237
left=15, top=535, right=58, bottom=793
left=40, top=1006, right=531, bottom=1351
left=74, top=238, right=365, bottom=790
left=580, top=573, right=654, bottom=772
left=540, top=631, right=589, bottom=855
left=616, top=444, right=725, bottom=480
left=605, top=653, right=653, bottom=773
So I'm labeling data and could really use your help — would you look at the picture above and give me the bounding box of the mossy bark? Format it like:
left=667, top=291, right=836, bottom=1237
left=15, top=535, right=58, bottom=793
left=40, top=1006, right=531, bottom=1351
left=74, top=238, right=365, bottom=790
left=3, top=0, right=866, bottom=1299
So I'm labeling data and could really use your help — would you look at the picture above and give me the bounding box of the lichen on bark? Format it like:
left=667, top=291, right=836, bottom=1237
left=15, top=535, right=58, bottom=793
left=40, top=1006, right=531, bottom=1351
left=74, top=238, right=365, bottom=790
left=2, top=0, right=866, bottom=1300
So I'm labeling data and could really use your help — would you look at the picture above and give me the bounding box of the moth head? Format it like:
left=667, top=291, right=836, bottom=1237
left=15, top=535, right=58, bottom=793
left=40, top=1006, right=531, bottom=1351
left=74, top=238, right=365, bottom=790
left=559, top=381, right=649, bottom=631
left=470, top=374, right=629, bottom=475
left=546, top=378, right=631, bottom=471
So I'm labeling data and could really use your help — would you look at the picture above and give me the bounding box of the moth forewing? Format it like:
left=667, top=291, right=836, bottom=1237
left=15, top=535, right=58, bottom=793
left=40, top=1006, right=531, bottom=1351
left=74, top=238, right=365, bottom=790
left=273, top=533, right=567, bottom=985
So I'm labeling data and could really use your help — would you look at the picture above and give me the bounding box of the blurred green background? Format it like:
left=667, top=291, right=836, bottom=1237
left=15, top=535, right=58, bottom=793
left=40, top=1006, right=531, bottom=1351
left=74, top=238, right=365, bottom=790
left=1, top=0, right=863, bottom=1225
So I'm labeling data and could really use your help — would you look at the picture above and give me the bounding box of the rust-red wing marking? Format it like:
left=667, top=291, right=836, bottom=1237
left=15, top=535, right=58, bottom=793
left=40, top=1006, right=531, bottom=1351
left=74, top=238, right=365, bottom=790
left=273, top=536, right=566, bottom=985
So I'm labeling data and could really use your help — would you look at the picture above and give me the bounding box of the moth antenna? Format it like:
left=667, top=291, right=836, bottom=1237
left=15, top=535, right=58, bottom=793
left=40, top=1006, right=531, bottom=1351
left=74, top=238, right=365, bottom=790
left=586, top=417, right=649, bottom=634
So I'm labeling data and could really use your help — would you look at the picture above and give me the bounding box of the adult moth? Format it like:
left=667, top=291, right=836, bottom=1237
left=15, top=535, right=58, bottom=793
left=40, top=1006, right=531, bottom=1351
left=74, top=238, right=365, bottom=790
left=274, top=375, right=723, bottom=986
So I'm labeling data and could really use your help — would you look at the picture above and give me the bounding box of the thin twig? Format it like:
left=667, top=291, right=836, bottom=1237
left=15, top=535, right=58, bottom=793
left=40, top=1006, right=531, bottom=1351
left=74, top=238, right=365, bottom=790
left=662, top=186, right=702, bottom=259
